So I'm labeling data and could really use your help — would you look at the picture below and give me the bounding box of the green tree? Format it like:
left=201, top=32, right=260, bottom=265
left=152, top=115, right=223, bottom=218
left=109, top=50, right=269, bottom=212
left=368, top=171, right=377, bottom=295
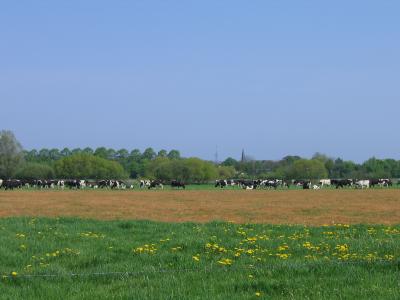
left=94, top=147, right=108, bottom=159
left=71, top=148, right=82, bottom=155
left=167, top=149, right=181, bottom=160
left=287, top=159, right=328, bottom=180
left=129, top=149, right=142, bottom=161
left=217, top=165, right=236, bottom=178
left=82, top=147, right=94, bottom=155
left=54, top=154, right=128, bottom=179
left=15, top=162, right=55, bottom=179
left=0, top=130, right=24, bottom=178
left=60, top=148, right=72, bottom=157
left=142, top=148, right=156, bottom=160
left=116, top=149, right=129, bottom=159
left=221, top=157, right=238, bottom=167
left=49, top=148, right=61, bottom=160
left=38, top=148, right=50, bottom=161
left=157, top=149, right=168, bottom=158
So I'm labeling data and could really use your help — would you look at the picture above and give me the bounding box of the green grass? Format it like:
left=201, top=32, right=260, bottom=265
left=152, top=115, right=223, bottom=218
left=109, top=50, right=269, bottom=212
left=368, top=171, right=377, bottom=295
left=0, top=218, right=399, bottom=299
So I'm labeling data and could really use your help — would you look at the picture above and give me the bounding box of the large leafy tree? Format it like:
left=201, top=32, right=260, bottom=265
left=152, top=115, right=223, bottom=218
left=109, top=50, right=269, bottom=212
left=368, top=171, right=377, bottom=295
left=0, top=130, right=24, bottom=178
left=54, top=154, right=128, bottom=179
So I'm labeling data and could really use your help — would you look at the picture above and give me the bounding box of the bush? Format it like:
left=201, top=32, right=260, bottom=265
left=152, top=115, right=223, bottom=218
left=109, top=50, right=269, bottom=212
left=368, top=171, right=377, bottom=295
left=15, top=163, right=55, bottom=179
left=54, top=154, right=128, bottom=179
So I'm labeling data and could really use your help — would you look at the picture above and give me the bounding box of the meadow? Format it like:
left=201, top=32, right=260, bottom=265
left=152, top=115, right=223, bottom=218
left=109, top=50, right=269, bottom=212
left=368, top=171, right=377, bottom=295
left=0, top=218, right=399, bottom=299
left=0, top=189, right=399, bottom=299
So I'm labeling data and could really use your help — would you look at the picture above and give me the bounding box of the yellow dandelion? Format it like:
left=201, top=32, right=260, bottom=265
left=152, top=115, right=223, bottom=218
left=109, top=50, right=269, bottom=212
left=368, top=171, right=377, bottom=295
left=192, top=255, right=200, bottom=262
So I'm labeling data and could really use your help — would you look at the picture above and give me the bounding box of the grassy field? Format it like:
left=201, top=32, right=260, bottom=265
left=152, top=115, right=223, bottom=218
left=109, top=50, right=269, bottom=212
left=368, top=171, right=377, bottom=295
left=0, top=218, right=399, bottom=299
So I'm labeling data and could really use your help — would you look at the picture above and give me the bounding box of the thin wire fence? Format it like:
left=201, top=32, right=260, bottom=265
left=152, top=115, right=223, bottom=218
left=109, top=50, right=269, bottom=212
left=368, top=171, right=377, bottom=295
left=2, top=260, right=398, bottom=279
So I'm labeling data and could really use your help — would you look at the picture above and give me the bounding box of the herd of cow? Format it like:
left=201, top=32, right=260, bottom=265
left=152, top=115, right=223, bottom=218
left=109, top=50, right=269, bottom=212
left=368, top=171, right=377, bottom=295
left=0, top=179, right=186, bottom=190
left=0, top=178, right=397, bottom=191
left=214, top=178, right=396, bottom=190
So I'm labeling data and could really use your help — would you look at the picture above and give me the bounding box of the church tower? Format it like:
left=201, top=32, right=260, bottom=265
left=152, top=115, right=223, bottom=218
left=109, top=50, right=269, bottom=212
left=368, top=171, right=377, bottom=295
left=241, top=149, right=245, bottom=163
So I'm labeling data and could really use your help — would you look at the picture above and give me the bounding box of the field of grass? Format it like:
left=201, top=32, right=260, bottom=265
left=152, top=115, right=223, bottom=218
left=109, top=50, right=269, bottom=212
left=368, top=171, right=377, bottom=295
left=0, top=218, right=399, bottom=299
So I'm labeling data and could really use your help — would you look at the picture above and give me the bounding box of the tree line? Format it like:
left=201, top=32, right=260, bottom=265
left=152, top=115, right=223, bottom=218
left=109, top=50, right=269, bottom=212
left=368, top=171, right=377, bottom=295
left=1, top=130, right=399, bottom=182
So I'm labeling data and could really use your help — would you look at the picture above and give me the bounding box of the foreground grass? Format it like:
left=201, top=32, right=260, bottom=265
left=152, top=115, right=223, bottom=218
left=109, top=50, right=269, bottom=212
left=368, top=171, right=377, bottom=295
left=0, top=218, right=399, bottom=299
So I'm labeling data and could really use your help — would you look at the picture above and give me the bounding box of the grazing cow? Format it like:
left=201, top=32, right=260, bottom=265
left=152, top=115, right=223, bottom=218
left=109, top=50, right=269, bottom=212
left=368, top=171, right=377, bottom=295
left=148, top=180, right=163, bottom=190
left=215, top=179, right=236, bottom=188
left=280, top=180, right=290, bottom=189
left=380, top=179, right=392, bottom=187
left=171, top=180, right=185, bottom=189
left=65, top=180, right=82, bottom=189
left=57, top=180, right=65, bottom=189
left=293, top=180, right=308, bottom=187
left=331, top=179, right=353, bottom=189
left=97, top=180, right=111, bottom=189
left=370, top=179, right=392, bottom=188
left=319, top=179, right=331, bottom=187
left=140, top=180, right=151, bottom=189
left=0, top=179, right=3, bottom=188
left=239, top=180, right=258, bottom=190
left=302, top=181, right=311, bottom=189
left=260, top=179, right=281, bottom=190
left=2, top=179, right=22, bottom=190
left=355, top=180, right=369, bottom=189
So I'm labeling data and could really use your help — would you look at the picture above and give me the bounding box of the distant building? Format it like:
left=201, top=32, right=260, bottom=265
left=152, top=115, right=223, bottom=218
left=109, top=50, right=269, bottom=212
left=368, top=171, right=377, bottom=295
left=241, top=149, right=246, bottom=163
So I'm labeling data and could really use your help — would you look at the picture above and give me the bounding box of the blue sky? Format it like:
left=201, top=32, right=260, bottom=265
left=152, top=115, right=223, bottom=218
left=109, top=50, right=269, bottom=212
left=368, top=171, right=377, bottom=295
left=1, top=1, right=399, bottom=162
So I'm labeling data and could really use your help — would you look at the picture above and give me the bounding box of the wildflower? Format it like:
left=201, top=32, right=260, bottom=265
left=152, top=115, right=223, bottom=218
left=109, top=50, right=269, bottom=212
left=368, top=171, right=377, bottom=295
left=255, top=292, right=261, bottom=297
left=11, top=272, right=17, bottom=277
left=276, top=253, right=290, bottom=260
left=192, top=254, right=200, bottom=262
left=218, top=258, right=233, bottom=265
left=277, top=244, right=289, bottom=251
left=248, top=274, right=254, bottom=278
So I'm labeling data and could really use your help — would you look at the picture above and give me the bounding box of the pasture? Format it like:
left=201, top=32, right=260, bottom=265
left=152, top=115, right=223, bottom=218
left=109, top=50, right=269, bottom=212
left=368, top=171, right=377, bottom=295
left=0, top=218, right=399, bottom=299
left=0, top=189, right=399, bottom=299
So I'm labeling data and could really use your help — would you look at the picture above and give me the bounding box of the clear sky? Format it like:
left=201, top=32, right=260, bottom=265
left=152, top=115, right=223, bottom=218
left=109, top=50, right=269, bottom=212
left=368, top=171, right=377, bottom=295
left=1, top=1, right=399, bottom=162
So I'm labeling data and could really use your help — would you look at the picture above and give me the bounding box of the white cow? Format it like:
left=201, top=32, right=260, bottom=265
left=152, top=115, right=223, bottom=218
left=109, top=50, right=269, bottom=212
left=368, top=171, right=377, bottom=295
left=0, top=179, right=3, bottom=188
left=355, top=180, right=370, bottom=189
left=313, top=185, right=320, bottom=190
left=319, top=179, right=331, bottom=187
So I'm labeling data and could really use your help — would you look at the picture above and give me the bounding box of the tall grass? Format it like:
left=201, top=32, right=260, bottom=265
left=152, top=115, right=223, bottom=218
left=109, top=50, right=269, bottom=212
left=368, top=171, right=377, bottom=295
left=0, top=218, right=399, bottom=299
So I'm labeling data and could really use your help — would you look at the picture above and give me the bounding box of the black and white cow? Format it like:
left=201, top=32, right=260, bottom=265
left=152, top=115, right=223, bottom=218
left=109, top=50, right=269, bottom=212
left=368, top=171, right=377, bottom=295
left=148, top=180, right=163, bottom=190
left=260, top=179, right=281, bottom=189
left=238, top=180, right=258, bottom=190
left=215, top=179, right=236, bottom=188
left=331, top=179, right=353, bottom=189
left=65, top=180, right=82, bottom=189
left=302, top=181, right=311, bottom=190
left=140, top=180, right=151, bottom=189
left=171, top=180, right=185, bottom=189
left=370, top=179, right=392, bottom=188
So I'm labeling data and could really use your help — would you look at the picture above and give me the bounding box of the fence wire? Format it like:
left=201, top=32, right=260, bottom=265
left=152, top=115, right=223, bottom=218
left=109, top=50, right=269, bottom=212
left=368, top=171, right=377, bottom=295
left=2, top=260, right=398, bottom=279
